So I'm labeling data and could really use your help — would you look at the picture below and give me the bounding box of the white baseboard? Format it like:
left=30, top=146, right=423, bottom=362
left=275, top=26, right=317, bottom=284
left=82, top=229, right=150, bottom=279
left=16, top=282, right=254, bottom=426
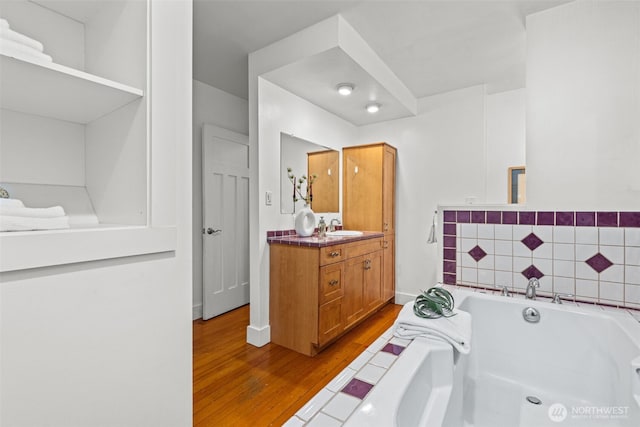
left=192, top=303, right=202, bottom=320
left=246, top=324, right=271, bottom=347
left=394, top=291, right=417, bottom=306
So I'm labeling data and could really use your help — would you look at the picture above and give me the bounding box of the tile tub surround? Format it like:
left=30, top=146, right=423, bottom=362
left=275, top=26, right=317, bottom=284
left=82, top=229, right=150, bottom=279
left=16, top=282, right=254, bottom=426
left=442, top=209, right=640, bottom=309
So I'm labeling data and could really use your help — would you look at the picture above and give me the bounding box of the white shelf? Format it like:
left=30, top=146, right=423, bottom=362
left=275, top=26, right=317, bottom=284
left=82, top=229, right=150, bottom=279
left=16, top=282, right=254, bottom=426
left=0, top=54, right=144, bottom=124
left=0, top=225, right=176, bottom=272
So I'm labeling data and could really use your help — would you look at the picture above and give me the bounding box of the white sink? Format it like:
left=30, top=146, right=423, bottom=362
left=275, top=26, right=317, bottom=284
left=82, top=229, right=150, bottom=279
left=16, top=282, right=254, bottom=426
left=326, top=230, right=363, bottom=237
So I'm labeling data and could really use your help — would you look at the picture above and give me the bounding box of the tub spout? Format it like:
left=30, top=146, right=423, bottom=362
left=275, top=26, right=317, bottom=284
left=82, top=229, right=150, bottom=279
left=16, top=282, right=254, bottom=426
left=525, top=278, right=540, bottom=300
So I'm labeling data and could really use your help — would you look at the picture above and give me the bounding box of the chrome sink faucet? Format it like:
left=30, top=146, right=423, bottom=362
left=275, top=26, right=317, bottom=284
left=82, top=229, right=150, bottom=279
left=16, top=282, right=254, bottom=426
left=329, top=219, right=341, bottom=232
left=525, top=278, right=540, bottom=300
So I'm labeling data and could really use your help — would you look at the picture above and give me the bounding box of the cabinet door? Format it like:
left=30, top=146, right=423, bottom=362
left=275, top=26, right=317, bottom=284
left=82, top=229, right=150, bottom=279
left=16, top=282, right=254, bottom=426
left=319, top=262, right=344, bottom=305
left=318, top=298, right=343, bottom=346
left=343, top=146, right=383, bottom=231
left=343, top=255, right=365, bottom=329
left=382, top=145, right=396, bottom=233
left=382, top=236, right=395, bottom=301
left=363, top=250, right=383, bottom=314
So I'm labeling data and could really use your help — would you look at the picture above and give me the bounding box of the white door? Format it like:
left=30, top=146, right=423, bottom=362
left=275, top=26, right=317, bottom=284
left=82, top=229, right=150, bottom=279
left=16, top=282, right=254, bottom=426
left=202, top=124, right=250, bottom=319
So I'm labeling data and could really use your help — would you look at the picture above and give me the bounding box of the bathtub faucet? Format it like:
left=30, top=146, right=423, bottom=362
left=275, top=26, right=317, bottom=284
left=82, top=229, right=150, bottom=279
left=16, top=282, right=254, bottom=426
left=525, top=278, right=540, bottom=300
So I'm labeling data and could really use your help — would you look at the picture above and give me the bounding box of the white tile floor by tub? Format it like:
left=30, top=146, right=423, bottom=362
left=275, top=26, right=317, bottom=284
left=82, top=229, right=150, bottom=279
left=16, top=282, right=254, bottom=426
left=355, top=363, right=386, bottom=385
left=296, top=388, right=334, bottom=421
left=326, top=367, right=357, bottom=393
left=307, top=412, right=342, bottom=427
left=369, top=351, right=397, bottom=369
left=322, top=393, right=361, bottom=421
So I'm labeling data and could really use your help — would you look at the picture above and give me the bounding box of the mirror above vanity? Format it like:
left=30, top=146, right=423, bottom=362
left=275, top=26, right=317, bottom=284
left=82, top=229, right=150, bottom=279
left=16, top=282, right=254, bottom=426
left=280, top=133, right=339, bottom=214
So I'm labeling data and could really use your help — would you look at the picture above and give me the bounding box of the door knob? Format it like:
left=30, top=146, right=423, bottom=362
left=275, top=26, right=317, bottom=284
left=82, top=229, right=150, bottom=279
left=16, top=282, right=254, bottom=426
left=205, top=228, right=222, bottom=235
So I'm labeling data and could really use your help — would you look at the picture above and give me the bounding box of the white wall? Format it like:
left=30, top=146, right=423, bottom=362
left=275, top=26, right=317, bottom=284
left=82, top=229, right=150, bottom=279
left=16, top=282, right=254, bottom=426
left=192, top=79, right=248, bottom=319
left=357, top=85, right=487, bottom=302
left=527, top=0, right=640, bottom=210
left=0, top=1, right=193, bottom=426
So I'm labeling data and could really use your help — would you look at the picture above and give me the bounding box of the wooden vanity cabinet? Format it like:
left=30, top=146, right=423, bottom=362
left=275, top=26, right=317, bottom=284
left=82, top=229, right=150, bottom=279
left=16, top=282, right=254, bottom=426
left=269, top=237, right=384, bottom=356
left=343, top=143, right=397, bottom=303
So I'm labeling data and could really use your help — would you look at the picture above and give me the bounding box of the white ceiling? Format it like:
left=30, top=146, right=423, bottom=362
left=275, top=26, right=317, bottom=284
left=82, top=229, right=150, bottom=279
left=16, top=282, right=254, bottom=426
left=193, top=0, right=569, bottom=103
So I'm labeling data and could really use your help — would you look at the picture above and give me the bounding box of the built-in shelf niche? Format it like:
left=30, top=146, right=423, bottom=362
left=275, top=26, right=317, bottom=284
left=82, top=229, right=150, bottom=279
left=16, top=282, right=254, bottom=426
left=0, top=0, right=174, bottom=272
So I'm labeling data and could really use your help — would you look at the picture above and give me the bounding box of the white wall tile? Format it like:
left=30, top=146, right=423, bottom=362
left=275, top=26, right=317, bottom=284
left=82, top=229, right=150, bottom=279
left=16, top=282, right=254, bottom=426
left=322, top=393, right=361, bottom=422
left=460, top=224, right=478, bottom=238
left=478, top=269, right=495, bottom=285
left=554, top=243, right=575, bottom=261
left=599, top=281, right=623, bottom=302
left=600, top=265, right=624, bottom=284
left=554, top=227, right=575, bottom=244
left=461, top=238, right=477, bottom=252
left=513, top=225, right=532, bottom=241
left=554, top=260, right=574, bottom=278
left=626, top=265, right=640, bottom=285
left=307, top=413, right=342, bottom=427
left=513, top=256, right=532, bottom=273
left=283, top=416, right=305, bottom=427
left=461, top=267, right=478, bottom=284
left=495, top=271, right=513, bottom=288
left=533, top=225, right=553, bottom=243
left=477, top=239, right=495, bottom=255
left=495, top=255, right=512, bottom=272
left=513, top=273, right=529, bottom=290
left=478, top=224, right=494, bottom=239
left=356, top=364, right=386, bottom=385
left=576, top=227, right=598, bottom=245
left=349, top=351, right=374, bottom=371
left=513, top=241, right=532, bottom=257
left=369, top=352, right=397, bottom=369
left=576, top=262, right=598, bottom=280
left=461, top=253, right=477, bottom=268
left=534, top=258, right=552, bottom=277
left=625, top=284, right=640, bottom=304
left=576, top=244, right=598, bottom=262
left=599, top=227, right=624, bottom=246
left=625, top=228, right=640, bottom=247
left=576, top=279, right=599, bottom=298
left=478, top=255, right=494, bottom=270
left=495, top=240, right=513, bottom=256
left=538, top=276, right=553, bottom=295
left=534, top=242, right=553, bottom=259
left=598, top=246, right=624, bottom=265
left=494, top=225, right=513, bottom=240
left=553, top=276, right=575, bottom=295
left=626, top=247, right=640, bottom=266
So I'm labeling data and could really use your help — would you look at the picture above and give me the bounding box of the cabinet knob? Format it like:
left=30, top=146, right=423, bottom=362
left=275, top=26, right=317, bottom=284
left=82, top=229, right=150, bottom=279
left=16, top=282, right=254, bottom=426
left=383, top=223, right=389, bottom=231
left=329, top=279, right=339, bottom=286
left=364, top=259, right=372, bottom=270
left=329, top=251, right=340, bottom=257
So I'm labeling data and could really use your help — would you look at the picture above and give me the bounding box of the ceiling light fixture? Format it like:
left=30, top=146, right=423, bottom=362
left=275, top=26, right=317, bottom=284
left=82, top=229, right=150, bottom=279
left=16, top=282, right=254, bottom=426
left=366, top=102, right=380, bottom=114
left=336, top=83, right=354, bottom=96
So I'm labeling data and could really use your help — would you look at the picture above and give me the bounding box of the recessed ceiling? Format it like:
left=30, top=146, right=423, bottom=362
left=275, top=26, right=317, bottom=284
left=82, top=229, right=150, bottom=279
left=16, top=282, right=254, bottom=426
left=194, top=0, right=570, bottom=103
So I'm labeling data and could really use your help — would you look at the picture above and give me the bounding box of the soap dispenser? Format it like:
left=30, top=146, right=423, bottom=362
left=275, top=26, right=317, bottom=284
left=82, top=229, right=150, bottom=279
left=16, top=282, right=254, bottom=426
left=318, top=216, right=327, bottom=238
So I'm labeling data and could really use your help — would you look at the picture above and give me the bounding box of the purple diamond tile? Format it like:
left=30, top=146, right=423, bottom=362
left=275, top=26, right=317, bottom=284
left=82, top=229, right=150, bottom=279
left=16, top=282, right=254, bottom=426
left=576, top=212, right=596, bottom=226
left=597, top=212, right=618, bottom=227
left=521, top=233, right=544, bottom=251
left=381, top=343, right=405, bottom=356
left=443, top=248, right=456, bottom=261
left=443, top=223, right=457, bottom=236
left=468, top=245, right=487, bottom=262
left=556, top=212, right=575, bottom=226
left=443, top=273, right=456, bottom=285
left=443, top=236, right=456, bottom=248
left=620, top=212, right=640, bottom=227
left=444, top=260, right=456, bottom=273
left=521, top=265, right=544, bottom=280
left=537, top=211, right=555, bottom=225
left=586, top=253, right=614, bottom=273
left=443, top=210, right=456, bottom=222
left=472, top=211, right=486, bottom=224
left=342, top=378, right=374, bottom=400
left=519, top=212, right=535, bottom=225
left=487, top=211, right=502, bottom=224
left=457, top=211, right=471, bottom=223
left=503, top=211, right=517, bottom=224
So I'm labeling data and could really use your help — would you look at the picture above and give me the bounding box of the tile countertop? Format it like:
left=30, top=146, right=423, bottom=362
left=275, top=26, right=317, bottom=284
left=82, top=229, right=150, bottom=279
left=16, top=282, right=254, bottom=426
left=266, top=231, right=384, bottom=248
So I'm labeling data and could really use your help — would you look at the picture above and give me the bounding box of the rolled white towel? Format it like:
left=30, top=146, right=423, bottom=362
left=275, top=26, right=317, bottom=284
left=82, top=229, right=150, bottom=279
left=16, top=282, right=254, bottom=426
left=0, top=205, right=66, bottom=218
left=0, top=198, right=25, bottom=208
left=0, top=215, right=70, bottom=232
left=0, top=27, right=44, bottom=52
left=0, top=37, right=52, bottom=63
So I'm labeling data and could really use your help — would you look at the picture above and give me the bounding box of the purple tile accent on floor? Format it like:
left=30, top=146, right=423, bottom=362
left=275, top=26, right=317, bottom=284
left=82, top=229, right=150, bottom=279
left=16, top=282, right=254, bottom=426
left=443, top=273, right=456, bottom=285
left=521, top=233, right=544, bottom=251
left=576, top=212, right=596, bottom=227
left=503, top=211, right=517, bottom=224
left=519, top=212, right=535, bottom=225
left=444, top=248, right=456, bottom=261
left=487, top=211, right=502, bottom=224
left=537, top=211, right=554, bottom=225
left=556, top=211, right=575, bottom=226
left=444, top=211, right=456, bottom=222
left=457, top=211, right=471, bottom=223
left=597, top=212, right=618, bottom=227
left=586, top=253, right=614, bottom=273
left=472, top=211, right=486, bottom=224
left=521, top=265, right=545, bottom=280
left=443, top=236, right=456, bottom=248
left=381, top=343, right=405, bottom=356
left=468, top=245, right=487, bottom=262
left=444, top=261, right=456, bottom=273
left=620, top=212, right=640, bottom=227
left=342, top=378, right=374, bottom=400
left=443, top=223, right=457, bottom=236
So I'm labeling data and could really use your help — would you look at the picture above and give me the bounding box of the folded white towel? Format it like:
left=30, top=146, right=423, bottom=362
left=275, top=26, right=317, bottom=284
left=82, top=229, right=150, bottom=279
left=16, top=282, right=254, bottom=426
left=0, top=198, right=25, bottom=208
left=0, top=37, right=52, bottom=63
left=0, top=205, right=66, bottom=218
left=393, top=301, right=472, bottom=354
left=0, top=27, right=44, bottom=52
left=0, top=215, right=70, bottom=232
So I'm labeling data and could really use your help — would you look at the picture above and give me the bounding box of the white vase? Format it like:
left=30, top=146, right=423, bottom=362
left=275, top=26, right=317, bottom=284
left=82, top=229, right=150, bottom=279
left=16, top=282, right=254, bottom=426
left=294, top=204, right=316, bottom=237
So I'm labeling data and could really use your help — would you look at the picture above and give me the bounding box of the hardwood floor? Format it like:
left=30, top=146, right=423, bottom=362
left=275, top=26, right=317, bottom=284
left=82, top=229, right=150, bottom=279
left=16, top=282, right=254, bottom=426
left=193, top=302, right=402, bottom=426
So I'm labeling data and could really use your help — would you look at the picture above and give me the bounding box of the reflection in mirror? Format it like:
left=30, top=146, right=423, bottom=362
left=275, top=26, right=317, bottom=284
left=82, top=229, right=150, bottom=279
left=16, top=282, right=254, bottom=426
left=280, top=133, right=339, bottom=214
left=508, top=166, right=526, bottom=204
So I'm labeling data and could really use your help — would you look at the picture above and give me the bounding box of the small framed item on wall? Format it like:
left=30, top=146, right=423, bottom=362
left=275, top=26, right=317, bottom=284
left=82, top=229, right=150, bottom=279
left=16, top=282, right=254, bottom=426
left=508, top=166, right=526, bottom=204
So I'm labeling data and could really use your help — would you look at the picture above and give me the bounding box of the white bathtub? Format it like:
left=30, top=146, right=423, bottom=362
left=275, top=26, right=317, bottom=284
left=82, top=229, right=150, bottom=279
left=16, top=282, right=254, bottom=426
left=346, top=288, right=640, bottom=427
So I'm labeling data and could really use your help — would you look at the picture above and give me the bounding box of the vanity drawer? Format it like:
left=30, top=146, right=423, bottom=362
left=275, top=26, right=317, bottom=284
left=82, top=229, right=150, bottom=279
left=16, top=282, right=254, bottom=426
left=344, top=238, right=383, bottom=259
left=320, top=245, right=344, bottom=265
left=319, top=263, right=344, bottom=305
